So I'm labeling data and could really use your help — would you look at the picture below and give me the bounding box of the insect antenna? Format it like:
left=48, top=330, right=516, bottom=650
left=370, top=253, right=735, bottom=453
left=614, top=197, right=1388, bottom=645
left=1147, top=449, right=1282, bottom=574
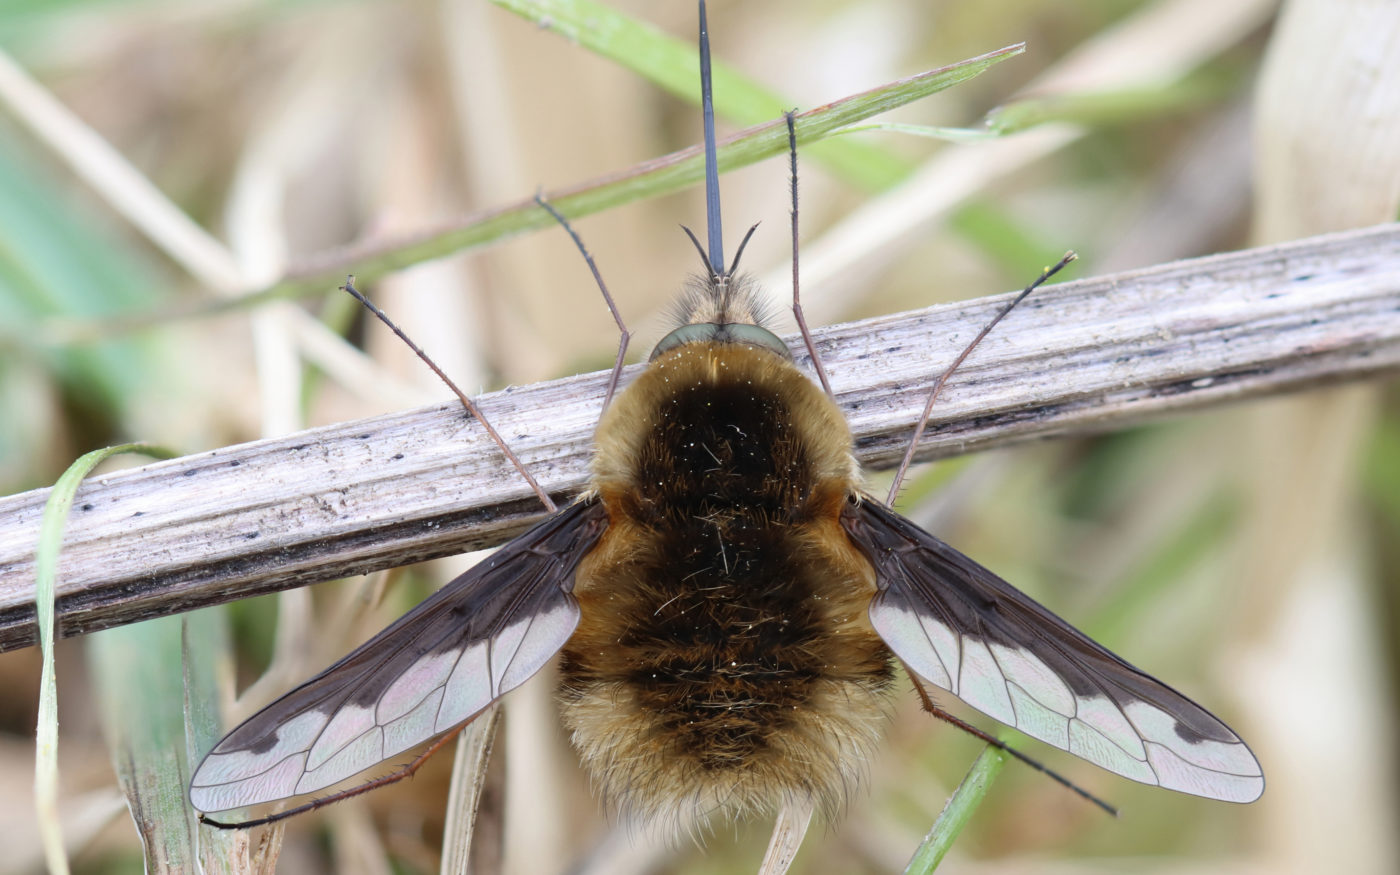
left=885, top=251, right=1077, bottom=505
left=199, top=723, right=471, bottom=829
left=905, top=670, right=1118, bottom=816
left=784, top=110, right=835, bottom=401
left=680, top=221, right=759, bottom=282
left=533, top=192, right=632, bottom=410
left=341, top=277, right=555, bottom=512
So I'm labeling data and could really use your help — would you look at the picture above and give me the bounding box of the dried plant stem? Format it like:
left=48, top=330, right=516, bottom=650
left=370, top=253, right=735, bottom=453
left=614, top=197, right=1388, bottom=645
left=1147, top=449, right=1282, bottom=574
left=0, top=223, right=1397, bottom=652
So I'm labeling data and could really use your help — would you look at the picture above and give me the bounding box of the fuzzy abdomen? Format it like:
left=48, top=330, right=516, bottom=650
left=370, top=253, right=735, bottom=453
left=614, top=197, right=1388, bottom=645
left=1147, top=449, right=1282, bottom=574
left=559, top=343, right=894, bottom=825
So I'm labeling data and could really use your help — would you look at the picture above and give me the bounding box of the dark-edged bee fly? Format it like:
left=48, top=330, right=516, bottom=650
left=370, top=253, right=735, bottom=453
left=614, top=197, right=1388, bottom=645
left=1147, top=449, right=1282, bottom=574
left=190, top=0, right=1262, bottom=840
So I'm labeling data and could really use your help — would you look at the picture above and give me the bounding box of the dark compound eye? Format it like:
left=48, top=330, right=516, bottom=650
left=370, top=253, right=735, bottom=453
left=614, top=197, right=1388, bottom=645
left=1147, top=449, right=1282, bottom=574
left=652, top=322, right=793, bottom=361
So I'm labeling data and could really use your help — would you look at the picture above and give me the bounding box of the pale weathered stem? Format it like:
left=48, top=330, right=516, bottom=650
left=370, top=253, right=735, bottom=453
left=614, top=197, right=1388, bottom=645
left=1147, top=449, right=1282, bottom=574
left=757, top=798, right=814, bottom=875
left=0, top=223, right=1397, bottom=652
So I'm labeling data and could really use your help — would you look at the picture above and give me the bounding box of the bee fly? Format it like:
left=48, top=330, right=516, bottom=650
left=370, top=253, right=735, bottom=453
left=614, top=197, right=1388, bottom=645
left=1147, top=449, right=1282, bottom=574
left=191, top=0, right=1263, bottom=838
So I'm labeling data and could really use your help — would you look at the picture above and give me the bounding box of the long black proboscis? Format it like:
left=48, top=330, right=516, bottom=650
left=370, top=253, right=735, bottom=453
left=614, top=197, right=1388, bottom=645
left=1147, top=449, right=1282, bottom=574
left=698, top=0, right=724, bottom=277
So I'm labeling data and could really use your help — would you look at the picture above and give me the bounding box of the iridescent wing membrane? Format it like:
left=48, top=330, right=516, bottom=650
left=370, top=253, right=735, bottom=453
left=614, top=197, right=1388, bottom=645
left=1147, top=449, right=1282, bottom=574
left=190, top=498, right=608, bottom=813
left=841, top=497, right=1264, bottom=803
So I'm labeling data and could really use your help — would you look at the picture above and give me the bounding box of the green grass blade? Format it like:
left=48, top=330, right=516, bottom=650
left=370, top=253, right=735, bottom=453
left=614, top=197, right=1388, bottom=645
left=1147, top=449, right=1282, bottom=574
left=49, top=38, right=1021, bottom=338
left=986, top=74, right=1227, bottom=135
left=201, top=41, right=1023, bottom=321
left=89, top=616, right=200, bottom=872
left=33, top=443, right=175, bottom=875
left=89, top=605, right=264, bottom=874
left=180, top=604, right=272, bottom=873
left=903, top=745, right=1007, bottom=874
left=492, top=0, right=915, bottom=190
left=831, top=121, right=1001, bottom=143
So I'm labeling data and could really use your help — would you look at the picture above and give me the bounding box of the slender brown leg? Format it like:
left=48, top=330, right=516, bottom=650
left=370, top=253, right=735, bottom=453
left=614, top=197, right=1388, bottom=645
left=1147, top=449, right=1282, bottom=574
left=886, top=252, right=1077, bottom=504
left=904, top=666, right=1117, bottom=816
left=342, top=278, right=556, bottom=512
left=784, top=111, right=835, bottom=403
left=533, top=193, right=632, bottom=410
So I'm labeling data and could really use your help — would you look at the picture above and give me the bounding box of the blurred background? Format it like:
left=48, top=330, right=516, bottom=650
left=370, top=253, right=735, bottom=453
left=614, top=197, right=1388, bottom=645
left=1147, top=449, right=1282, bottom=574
left=0, top=0, right=1397, bottom=872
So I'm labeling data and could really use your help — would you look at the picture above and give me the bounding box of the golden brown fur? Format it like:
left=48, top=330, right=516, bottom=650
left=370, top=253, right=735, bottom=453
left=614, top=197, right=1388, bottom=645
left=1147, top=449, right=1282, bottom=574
left=559, top=341, right=894, bottom=828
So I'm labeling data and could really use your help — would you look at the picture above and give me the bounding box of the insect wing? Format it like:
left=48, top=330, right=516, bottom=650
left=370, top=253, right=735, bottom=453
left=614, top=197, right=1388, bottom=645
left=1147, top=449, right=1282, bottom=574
left=190, top=497, right=608, bottom=813
left=841, top=498, right=1263, bottom=803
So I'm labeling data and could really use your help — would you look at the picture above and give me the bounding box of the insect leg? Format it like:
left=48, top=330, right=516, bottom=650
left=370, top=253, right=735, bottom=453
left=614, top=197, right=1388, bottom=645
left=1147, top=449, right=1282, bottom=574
left=785, top=110, right=835, bottom=403
left=342, top=277, right=557, bottom=512
left=885, top=252, right=1077, bottom=504
left=533, top=193, right=632, bottom=411
left=905, top=667, right=1118, bottom=816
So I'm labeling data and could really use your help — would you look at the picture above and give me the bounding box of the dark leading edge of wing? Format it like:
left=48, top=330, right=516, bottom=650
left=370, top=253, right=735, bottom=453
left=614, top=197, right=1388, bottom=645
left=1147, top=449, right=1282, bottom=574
left=190, top=498, right=608, bottom=813
left=841, top=497, right=1263, bottom=803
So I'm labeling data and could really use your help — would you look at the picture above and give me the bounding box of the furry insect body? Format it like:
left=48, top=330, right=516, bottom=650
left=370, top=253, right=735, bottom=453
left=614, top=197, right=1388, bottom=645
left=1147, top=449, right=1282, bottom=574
left=190, top=0, right=1262, bottom=834
left=561, top=298, right=893, bottom=824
